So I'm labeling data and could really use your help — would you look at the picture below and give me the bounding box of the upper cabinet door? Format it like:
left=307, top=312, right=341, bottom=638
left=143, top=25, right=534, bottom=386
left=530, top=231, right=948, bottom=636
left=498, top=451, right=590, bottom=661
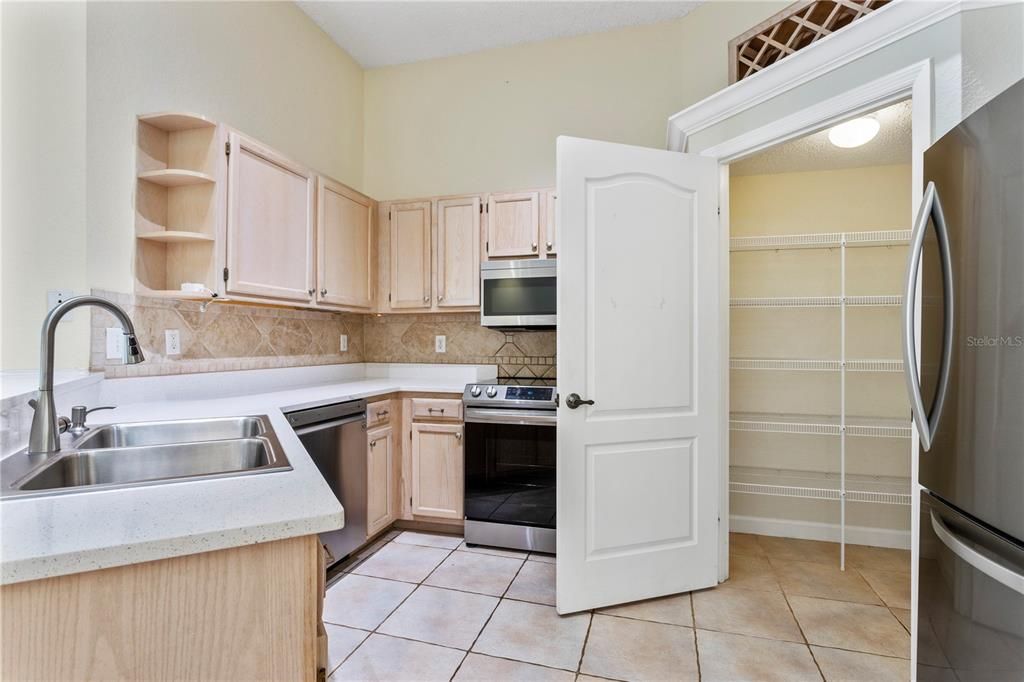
left=544, top=189, right=558, bottom=257
left=436, top=196, right=482, bottom=307
left=317, top=176, right=374, bottom=309
left=226, top=131, right=314, bottom=302
left=389, top=201, right=432, bottom=309
left=487, top=191, right=540, bottom=258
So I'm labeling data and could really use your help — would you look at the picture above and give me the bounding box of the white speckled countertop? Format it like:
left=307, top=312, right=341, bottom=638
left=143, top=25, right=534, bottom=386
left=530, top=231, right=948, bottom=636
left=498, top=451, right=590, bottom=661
left=0, top=363, right=494, bottom=585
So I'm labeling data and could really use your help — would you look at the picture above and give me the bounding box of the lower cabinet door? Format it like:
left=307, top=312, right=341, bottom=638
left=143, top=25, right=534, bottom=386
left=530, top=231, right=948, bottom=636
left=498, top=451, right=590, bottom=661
left=411, top=422, right=463, bottom=520
left=366, top=425, right=394, bottom=537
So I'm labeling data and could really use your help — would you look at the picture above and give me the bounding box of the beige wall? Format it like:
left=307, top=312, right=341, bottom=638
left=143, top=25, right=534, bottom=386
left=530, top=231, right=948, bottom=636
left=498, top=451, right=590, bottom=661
left=1, top=2, right=89, bottom=370
left=362, top=1, right=789, bottom=200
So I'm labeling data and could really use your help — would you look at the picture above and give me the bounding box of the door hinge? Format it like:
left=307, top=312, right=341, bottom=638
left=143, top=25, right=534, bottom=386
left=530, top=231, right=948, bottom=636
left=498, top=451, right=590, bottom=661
left=389, top=209, right=392, bottom=221
left=223, top=267, right=229, bottom=283
left=717, top=206, right=721, bottom=216
left=485, top=241, right=489, bottom=253
left=388, top=293, right=392, bottom=303
left=225, top=141, right=231, bottom=157
left=479, top=203, right=483, bottom=214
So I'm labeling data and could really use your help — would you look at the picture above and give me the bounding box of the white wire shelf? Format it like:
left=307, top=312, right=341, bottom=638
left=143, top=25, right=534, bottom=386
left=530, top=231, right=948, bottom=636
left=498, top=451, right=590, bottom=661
left=730, top=412, right=913, bottom=439
left=730, top=295, right=903, bottom=308
left=730, top=229, right=912, bottom=252
left=730, top=358, right=904, bottom=372
left=730, top=482, right=911, bottom=505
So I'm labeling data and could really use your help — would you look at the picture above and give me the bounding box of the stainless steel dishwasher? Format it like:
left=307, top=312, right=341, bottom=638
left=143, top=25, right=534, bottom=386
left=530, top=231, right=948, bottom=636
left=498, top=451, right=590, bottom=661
left=285, top=399, right=367, bottom=565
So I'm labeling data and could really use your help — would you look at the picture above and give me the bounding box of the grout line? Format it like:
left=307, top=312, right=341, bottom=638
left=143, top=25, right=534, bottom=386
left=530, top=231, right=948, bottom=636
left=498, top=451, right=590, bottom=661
left=575, top=611, right=595, bottom=676
left=691, top=592, right=702, bottom=681
left=778, top=573, right=827, bottom=681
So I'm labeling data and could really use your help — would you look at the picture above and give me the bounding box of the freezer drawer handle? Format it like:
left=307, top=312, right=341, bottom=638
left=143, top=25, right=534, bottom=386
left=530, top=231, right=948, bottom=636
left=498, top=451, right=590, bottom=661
left=902, top=181, right=954, bottom=451
left=930, top=511, right=1024, bottom=596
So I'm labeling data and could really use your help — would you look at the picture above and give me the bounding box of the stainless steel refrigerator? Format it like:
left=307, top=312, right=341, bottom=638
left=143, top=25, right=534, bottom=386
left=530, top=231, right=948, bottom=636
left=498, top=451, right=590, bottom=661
left=904, top=78, right=1024, bottom=681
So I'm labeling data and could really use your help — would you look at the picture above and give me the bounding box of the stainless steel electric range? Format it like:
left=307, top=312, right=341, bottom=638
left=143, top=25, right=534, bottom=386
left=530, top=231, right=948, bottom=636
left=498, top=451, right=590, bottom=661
left=462, top=380, right=557, bottom=554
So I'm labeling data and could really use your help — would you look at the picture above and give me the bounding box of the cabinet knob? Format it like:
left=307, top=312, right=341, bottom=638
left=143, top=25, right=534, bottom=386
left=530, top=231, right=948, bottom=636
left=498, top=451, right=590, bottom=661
left=379, top=409, right=389, bottom=417
left=455, top=432, right=462, bottom=441
left=531, top=242, right=538, bottom=252
left=369, top=439, right=377, bottom=448
left=320, top=288, right=327, bottom=296
left=438, top=295, right=445, bottom=303
left=423, top=295, right=430, bottom=303
left=546, top=242, right=553, bottom=251
left=307, top=288, right=314, bottom=296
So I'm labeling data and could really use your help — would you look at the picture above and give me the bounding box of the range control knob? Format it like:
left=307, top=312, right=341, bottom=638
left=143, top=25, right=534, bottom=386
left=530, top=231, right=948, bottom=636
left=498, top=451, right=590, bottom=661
left=485, top=386, right=498, bottom=398
left=469, top=385, right=482, bottom=397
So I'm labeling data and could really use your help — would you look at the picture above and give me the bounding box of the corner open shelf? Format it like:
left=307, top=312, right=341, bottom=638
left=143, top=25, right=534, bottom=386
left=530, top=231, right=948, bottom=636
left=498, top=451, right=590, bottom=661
left=137, top=169, right=216, bottom=187
left=729, top=412, right=912, bottom=439
left=730, top=229, right=911, bottom=251
left=134, top=112, right=224, bottom=298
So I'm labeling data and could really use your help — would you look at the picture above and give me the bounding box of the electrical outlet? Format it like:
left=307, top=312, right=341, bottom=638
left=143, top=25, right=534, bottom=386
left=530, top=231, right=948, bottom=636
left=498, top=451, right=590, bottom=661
left=47, top=289, right=75, bottom=322
left=165, top=329, right=181, bottom=356
left=435, top=335, right=446, bottom=353
left=106, top=328, right=124, bottom=360
left=340, top=334, right=348, bottom=352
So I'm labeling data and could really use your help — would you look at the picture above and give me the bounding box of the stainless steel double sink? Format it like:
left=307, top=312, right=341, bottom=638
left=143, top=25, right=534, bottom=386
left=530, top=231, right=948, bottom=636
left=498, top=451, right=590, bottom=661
left=2, top=416, right=291, bottom=499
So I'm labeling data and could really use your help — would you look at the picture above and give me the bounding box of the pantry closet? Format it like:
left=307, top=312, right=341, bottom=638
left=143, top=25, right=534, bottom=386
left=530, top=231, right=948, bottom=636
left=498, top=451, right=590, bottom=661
left=727, top=102, right=914, bottom=567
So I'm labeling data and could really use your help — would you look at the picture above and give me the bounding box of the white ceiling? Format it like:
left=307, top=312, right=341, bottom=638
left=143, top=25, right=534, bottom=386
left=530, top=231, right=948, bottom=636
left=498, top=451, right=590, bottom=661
left=297, top=1, right=703, bottom=68
left=731, top=100, right=913, bottom=176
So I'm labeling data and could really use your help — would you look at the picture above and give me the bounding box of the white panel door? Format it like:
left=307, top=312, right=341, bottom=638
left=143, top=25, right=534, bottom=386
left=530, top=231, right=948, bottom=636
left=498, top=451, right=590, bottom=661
left=555, top=136, right=720, bottom=614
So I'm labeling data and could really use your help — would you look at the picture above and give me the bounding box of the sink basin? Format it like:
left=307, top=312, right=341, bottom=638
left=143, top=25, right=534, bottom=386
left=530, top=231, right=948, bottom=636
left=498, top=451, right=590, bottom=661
left=17, top=438, right=285, bottom=492
left=2, top=415, right=290, bottom=498
left=74, top=416, right=265, bottom=449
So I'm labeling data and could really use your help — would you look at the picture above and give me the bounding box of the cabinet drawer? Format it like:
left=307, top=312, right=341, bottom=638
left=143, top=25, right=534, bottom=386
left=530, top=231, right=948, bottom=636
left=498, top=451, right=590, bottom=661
left=410, top=398, right=462, bottom=421
left=367, top=399, right=393, bottom=428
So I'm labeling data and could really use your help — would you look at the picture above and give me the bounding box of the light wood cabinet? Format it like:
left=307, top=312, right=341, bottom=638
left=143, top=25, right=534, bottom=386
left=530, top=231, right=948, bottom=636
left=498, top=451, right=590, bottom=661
left=436, top=196, right=482, bottom=307
left=366, top=424, right=395, bottom=537
left=317, top=177, right=374, bottom=310
left=389, top=201, right=432, bottom=309
left=487, top=191, right=540, bottom=258
left=226, top=131, right=315, bottom=302
left=543, top=189, right=558, bottom=257
left=410, top=422, right=463, bottom=520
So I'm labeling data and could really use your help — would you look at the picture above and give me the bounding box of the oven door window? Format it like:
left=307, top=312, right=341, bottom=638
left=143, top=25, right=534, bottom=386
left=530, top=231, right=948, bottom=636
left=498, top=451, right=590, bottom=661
left=482, top=277, right=556, bottom=317
left=464, top=421, right=556, bottom=528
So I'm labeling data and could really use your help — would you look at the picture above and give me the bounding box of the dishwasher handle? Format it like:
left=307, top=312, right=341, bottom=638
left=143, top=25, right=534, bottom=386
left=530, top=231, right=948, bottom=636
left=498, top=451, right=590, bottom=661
left=292, top=414, right=365, bottom=436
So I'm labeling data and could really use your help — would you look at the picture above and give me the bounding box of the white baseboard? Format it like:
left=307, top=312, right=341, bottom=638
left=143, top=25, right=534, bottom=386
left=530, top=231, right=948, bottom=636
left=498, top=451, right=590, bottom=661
left=730, top=514, right=911, bottom=550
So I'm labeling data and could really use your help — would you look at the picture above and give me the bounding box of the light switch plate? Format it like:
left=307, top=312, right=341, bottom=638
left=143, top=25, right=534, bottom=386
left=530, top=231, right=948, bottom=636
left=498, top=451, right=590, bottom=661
left=165, top=329, right=181, bottom=356
left=106, top=328, right=124, bottom=360
left=435, top=335, right=446, bottom=353
left=340, top=334, right=348, bottom=352
left=47, top=289, right=75, bottom=322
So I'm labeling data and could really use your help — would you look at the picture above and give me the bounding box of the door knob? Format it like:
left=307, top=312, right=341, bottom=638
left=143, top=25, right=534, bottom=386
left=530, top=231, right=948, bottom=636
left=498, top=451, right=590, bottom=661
left=565, top=393, right=594, bottom=409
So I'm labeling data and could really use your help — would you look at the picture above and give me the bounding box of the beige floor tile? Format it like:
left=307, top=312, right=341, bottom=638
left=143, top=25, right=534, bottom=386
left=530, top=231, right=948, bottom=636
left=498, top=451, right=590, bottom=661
left=394, top=530, right=463, bottom=550
left=597, top=592, right=693, bottom=627
left=697, top=629, right=821, bottom=682
left=812, top=646, right=910, bottom=682
left=580, top=613, right=698, bottom=681
left=378, top=585, right=498, bottom=649
left=772, top=559, right=882, bottom=605
left=505, top=559, right=557, bottom=606
left=730, top=532, right=767, bottom=557
left=758, top=536, right=840, bottom=565
left=324, top=624, right=369, bottom=675
left=917, top=664, right=959, bottom=682
left=845, top=544, right=911, bottom=573
left=353, top=542, right=451, bottom=583
left=332, top=633, right=464, bottom=681
left=425, top=550, right=525, bottom=596
left=891, top=607, right=911, bottom=630
left=789, top=596, right=910, bottom=658
left=473, top=600, right=590, bottom=671
left=529, top=552, right=557, bottom=563
left=857, top=568, right=910, bottom=609
left=726, top=553, right=781, bottom=593
left=576, top=677, right=615, bottom=682
left=693, top=585, right=804, bottom=642
left=453, top=653, right=575, bottom=681
left=323, top=574, right=415, bottom=630
left=459, top=541, right=529, bottom=559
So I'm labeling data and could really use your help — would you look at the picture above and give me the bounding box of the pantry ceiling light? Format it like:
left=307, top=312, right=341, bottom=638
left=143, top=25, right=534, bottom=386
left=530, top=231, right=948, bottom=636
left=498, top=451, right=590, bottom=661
left=828, top=117, right=881, bottom=148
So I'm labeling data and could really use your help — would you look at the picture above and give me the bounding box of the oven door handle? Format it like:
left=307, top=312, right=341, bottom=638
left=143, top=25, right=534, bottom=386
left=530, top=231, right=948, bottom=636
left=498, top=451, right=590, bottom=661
left=464, top=407, right=557, bottom=426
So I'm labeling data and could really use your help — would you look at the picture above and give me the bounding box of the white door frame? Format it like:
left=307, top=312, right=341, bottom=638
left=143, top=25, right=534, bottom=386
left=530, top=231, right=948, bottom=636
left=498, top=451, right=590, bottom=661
left=669, top=60, right=933, bottom=586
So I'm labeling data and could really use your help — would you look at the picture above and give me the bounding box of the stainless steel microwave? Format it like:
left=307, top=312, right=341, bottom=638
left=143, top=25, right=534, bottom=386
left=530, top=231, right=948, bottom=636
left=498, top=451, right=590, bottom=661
left=480, top=259, right=556, bottom=328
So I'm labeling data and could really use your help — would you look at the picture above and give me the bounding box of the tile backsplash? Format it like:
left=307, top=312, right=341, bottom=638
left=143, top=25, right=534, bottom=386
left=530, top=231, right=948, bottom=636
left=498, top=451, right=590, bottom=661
left=90, top=292, right=555, bottom=380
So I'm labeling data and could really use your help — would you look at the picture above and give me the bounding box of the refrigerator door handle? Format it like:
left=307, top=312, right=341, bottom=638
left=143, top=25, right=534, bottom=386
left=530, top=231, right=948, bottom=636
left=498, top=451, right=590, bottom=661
left=930, top=510, right=1024, bottom=596
left=902, top=181, right=955, bottom=451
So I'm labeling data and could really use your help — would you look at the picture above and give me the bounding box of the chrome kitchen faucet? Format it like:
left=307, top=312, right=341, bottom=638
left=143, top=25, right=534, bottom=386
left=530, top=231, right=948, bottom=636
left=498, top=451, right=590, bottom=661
left=28, top=296, right=144, bottom=454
